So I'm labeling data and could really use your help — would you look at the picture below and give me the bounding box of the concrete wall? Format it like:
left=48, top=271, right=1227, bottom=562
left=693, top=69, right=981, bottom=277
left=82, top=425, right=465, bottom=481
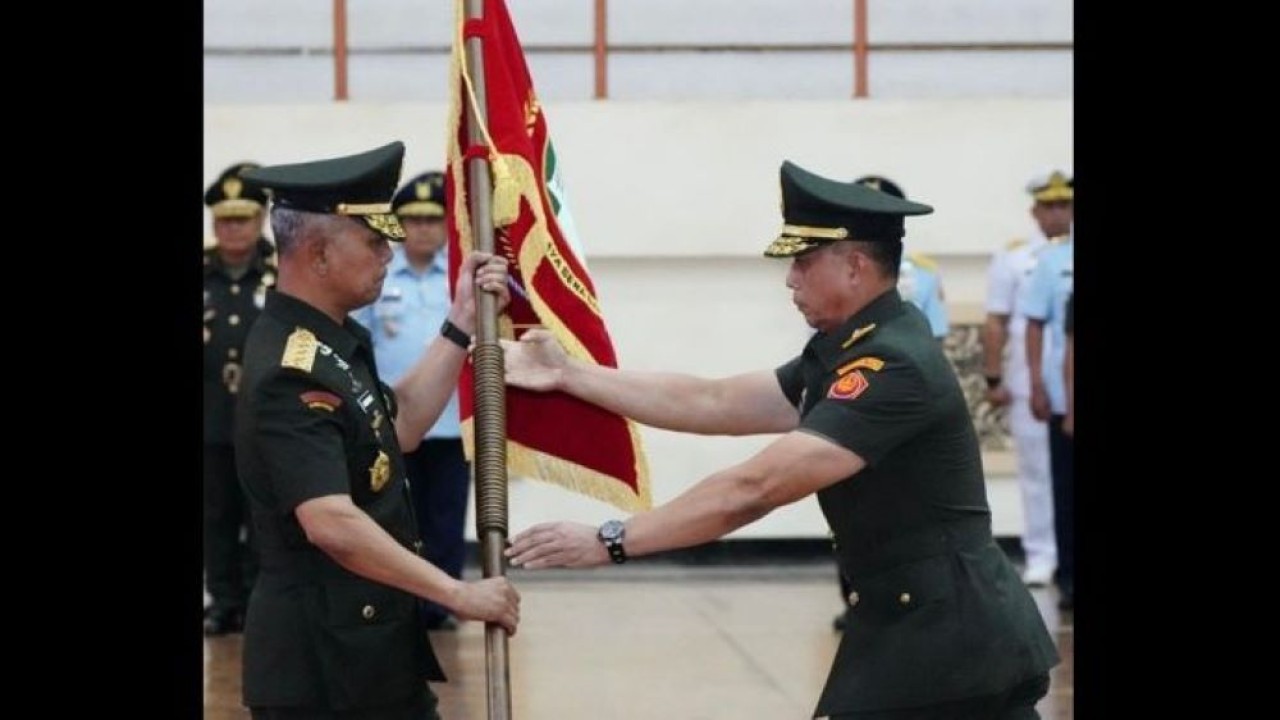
left=204, top=98, right=1072, bottom=317
left=205, top=98, right=1069, bottom=539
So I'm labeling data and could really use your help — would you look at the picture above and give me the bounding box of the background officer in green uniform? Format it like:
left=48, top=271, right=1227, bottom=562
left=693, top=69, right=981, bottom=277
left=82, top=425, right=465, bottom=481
left=203, top=162, right=275, bottom=636
left=235, top=141, right=520, bottom=719
left=502, top=160, right=1059, bottom=718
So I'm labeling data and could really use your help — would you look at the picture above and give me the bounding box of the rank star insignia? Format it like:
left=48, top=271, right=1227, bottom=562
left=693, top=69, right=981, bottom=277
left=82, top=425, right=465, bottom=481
left=369, top=450, right=391, bottom=492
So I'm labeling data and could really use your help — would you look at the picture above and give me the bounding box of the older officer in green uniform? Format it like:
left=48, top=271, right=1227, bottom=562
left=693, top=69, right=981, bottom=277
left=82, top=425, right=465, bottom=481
left=503, top=161, right=1059, bottom=718
left=203, top=162, right=275, bottom=636
left=235, top=141, right=520, bottom=719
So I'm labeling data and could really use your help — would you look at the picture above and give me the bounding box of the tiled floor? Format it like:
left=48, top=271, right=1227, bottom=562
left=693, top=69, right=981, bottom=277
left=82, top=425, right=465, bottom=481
left=204, top=564, right=1072, bottom=719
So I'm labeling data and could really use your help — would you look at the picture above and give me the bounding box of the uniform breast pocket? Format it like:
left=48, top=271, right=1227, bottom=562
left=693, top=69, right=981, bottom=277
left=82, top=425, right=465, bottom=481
left=373, top=289, right=401, bottom=335
left=1058, top=267, right=1074, bottom=295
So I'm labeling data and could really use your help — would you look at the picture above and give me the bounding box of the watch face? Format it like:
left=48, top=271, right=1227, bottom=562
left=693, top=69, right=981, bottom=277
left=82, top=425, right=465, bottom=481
left=599, top=520, right=624, bottom=542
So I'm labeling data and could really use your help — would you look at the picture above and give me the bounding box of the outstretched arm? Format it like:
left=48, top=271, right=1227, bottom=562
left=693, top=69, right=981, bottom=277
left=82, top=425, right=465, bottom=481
left=505, top=430, right=862, bottom=568
left=502, top=329, right=799, bottom=436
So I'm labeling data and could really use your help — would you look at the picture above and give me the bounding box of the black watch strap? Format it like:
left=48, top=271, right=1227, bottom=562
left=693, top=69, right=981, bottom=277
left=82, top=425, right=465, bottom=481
left=604, top=540, right=627, bottom=564
left=599, top=520, right=627, bottom=564
left=440, top=319, right=472, bottom=350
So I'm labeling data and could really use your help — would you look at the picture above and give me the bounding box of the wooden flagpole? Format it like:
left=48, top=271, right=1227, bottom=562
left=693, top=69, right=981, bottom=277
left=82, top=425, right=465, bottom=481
left=461, top=0, right=513, bottom=717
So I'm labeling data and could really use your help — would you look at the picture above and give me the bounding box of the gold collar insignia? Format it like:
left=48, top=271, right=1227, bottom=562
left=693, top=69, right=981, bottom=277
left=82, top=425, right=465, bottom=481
left=841, top=323, right=877, bottom=349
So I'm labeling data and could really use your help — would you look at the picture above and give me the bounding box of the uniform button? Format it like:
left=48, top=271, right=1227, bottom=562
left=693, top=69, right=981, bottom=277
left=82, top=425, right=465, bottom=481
left=362, top=604, right=376, bottom=620
left=846, top=591, right=859, bottom=607
left=898, top=592, right=911, bottom=605
left=228, top=348, right=238, bottom=359
left=229, top=314, right=241, bottom=326
left=230, top=284, right=241, bottom=295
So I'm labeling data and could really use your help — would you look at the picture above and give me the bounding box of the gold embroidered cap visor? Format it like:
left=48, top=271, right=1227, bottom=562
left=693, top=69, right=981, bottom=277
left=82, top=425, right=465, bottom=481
left=1028, top=170, right=1074, bottom=203
left=209, top=198, right=264, bottom=219
left=243, top=141, right=408, bottom=241
left=764, top=160, right=933, bottom=258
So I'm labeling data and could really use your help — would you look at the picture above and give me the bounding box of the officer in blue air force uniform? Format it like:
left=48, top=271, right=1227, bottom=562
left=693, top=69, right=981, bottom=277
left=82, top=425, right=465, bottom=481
left=502, top=161, right=1059, bottom=718
left=234, top=142, right=519, bottom=719
left=203, top=162, right=275, bottom=636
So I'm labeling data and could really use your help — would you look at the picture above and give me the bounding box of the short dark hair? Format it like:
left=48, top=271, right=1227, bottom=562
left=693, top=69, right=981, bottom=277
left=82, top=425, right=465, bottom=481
left=847, top=239, right=903, bottom=279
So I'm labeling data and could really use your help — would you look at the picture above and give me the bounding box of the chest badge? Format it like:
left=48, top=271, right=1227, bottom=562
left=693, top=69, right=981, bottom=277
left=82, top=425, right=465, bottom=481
left=827, top=371, right=870, bottom=401
left=369, top=450, right=391, bottom=492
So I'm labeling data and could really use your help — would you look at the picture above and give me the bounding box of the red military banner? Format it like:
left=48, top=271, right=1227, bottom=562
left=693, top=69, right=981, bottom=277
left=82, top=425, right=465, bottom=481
left=446, top=0, right=651, bottom=512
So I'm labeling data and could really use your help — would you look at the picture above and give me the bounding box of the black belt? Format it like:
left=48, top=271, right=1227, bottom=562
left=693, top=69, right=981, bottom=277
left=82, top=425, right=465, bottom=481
left=836, top=515, right=993, bottom=579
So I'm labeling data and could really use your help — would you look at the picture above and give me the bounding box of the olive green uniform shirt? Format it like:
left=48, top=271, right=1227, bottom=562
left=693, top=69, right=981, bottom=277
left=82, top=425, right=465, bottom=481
left=775, top=289, right=1059, bottom=716
left=235, top=291, right=444, bottom=712
left=203, top=239, right=275, bottom=444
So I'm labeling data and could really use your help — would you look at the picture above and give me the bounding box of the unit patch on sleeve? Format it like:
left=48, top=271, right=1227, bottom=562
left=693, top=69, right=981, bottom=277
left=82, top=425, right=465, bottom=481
left=827, top=371, right=870, bottom=400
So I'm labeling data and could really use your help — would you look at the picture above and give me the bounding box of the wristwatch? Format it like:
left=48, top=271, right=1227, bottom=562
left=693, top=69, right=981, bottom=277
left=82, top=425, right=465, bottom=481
left=984, top=375, right=1003, bottom=390
left=597, top=519, right=627, bottom=564
left=440, top=319, right=472, bottom=350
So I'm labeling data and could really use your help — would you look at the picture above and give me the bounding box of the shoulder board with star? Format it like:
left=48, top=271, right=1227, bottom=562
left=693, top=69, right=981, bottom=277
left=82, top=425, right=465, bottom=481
left=1005, top=237, right=1027, bottom=251
left=281, top=328, right=319, bottom=373
left=906, top=251, right=938, bottom=272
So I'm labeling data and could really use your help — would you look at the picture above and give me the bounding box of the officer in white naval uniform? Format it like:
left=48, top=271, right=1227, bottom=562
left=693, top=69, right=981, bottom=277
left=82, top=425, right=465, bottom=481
left=980, top=169, right=1073, bottom=586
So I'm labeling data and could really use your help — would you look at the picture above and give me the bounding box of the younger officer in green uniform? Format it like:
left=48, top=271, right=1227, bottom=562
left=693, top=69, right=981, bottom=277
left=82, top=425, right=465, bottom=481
left=203, top=162, right=275, bottom=636
left=235, top=142, right=520, bottom=719
left=503, top=161, right=1059, bottom=718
